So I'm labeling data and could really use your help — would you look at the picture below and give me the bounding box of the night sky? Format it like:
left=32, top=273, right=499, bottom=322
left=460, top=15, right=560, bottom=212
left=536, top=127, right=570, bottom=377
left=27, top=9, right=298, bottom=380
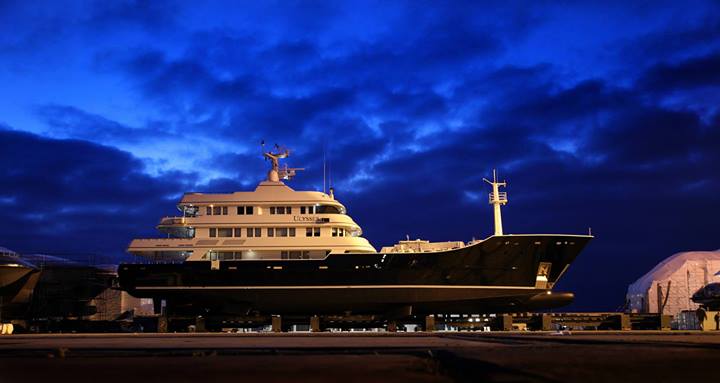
left=1, top=1, right=719, bottom=310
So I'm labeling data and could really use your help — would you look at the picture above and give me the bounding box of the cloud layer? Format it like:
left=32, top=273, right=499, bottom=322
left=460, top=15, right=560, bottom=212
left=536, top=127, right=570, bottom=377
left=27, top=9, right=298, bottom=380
left=0, top=1, right=719, bottom=309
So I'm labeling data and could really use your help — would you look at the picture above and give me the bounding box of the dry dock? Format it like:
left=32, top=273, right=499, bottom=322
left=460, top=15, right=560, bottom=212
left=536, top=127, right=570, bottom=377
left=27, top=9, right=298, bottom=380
left=1, top=331, right=719, bottom=382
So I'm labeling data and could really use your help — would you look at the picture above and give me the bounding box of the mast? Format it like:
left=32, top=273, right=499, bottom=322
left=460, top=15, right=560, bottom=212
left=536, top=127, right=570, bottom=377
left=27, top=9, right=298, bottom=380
left=262, top=145, right=303, bottom=181
left=483, top=169, right=508, bottom=236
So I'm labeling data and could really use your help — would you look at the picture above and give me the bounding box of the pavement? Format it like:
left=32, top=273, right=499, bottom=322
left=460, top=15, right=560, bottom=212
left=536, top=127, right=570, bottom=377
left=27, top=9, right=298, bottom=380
left=1, top=331, right=719, bottom=382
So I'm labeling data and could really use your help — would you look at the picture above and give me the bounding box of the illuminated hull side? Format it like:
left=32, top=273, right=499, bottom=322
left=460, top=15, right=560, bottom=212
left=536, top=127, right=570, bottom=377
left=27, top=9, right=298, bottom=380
left=0, top=265, right=40, bottom=318
left=118, top=234, right=591, bottom=316
left=0, top=265, right=35, bottom=289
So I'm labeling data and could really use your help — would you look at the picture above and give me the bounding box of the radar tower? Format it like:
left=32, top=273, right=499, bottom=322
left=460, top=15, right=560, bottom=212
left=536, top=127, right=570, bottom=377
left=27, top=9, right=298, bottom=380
left=483, top=169, right=508, bottom=236
left=262, top=144, right=304, bottom=182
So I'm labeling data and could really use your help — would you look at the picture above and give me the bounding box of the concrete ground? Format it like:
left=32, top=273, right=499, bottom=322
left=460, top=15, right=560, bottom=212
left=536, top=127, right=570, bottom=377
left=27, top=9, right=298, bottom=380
left=1, top=331, right=719, bottom=382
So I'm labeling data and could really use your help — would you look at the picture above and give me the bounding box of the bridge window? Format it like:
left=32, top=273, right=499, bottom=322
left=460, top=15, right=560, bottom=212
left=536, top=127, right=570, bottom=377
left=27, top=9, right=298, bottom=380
left=270, top=206, right=292, bottom=214
left=247, top=227, right=262, bottom=237
left=267, top=227, right=297, bottom=237
left=209, top=228, right=217, bottom=237
left=317, top=205, right=343, bottom=214
left=218, top=228, right=233, bottom=237
left=206, top=206, right=229, bottom=215
left=301, top=206, right=317, bottom=214
left=237, top=206, right=254, bottom=215
left=234, top=228, right=242, bottom=237
left=281, top=250, right=310, bottom=260
left=306, top=227, right=320, bottom=237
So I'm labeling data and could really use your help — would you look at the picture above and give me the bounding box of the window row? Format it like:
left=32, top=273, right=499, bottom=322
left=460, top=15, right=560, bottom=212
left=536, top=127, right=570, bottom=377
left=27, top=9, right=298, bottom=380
left=281, top=250, right=311, bottom=260
left=196, top=204, right=344, bottom=216
left=270, top=206, right=292, bottom=214
left=300, top=205, right=317, bottom=214
left=208, top=227, right=339, bottom=238
left=331, top=227, right=347, bottom=237
left=204, top=250, right=312, bottom=261
left=206, top=206, right=252, bottom=216
left=301, top=205, right=343, bottom=214
left=206, top=206, right=229, bottom=216
left=209, top=227, right=262, bottom=238
left=237, top=205, right=254, bottom=215
left=267, top=227, right=296, bottom=237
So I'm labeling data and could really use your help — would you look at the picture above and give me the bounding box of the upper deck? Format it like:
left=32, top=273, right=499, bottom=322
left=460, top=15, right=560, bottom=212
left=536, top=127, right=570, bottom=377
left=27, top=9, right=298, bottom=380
left=180, top=181, right=342, bottom=206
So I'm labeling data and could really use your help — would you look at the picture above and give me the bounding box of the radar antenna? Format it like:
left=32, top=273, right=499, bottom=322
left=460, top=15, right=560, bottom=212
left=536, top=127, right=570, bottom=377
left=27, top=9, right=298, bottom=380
left=262, top=143, right=304, bottom=182
left=483, top=169, right=508, bottom=236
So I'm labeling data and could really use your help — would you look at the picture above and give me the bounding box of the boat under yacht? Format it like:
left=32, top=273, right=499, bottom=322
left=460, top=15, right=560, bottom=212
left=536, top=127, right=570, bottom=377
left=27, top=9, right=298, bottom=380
left=0, top=247, right=40, bottom=319
left=118, top=146, right=592, bottom=319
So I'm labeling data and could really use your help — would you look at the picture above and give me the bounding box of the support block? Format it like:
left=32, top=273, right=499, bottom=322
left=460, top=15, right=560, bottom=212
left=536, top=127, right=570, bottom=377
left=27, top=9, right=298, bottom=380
left=195, top=316, right=206, bottom=332
left=541, top=314, right=552, bottom=331
left=532, top=314, right=552, bottom=331
left=425, top=315, right=436, bottom=332
left=499, top=314, right=513, bottom=331
left=310, top=315, right=321, bottom=332
left=157, top=315, right=168, bottom=333
left=620, top=314, right=631, bottom=331
left=529, top=314, right=552, bottom=331
left=272, top=315, right=282, bottom=333
left=607, top=314, right=631, bottom=330
left=660, top=315, right=672, bottom=331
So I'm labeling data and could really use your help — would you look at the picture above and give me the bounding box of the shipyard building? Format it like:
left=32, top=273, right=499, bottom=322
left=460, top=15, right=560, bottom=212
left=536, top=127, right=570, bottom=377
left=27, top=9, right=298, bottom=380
left=626, top=250, right=720, bottom=319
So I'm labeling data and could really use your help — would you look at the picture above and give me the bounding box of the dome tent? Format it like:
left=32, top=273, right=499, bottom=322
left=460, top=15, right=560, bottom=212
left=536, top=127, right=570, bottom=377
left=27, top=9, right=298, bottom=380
left=627, top=250, right=720, bottom=316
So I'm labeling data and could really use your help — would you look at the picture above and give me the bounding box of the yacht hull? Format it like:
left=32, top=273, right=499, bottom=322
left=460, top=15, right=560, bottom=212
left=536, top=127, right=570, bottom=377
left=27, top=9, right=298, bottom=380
left=0, top=266, right=40, bottom=318
left=118, top=234, right=591, bottom=316
left=0, top=265, right=35, bottom=289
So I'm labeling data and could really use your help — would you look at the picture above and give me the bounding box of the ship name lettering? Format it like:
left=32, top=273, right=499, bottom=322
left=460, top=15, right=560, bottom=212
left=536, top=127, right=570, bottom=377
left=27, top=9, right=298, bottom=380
left=293, top=215, right=317, bottom=222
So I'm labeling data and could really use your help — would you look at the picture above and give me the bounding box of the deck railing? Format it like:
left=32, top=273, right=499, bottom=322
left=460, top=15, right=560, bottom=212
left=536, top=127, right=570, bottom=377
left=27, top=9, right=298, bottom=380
left=489, top=191, right=508, bottom=204
left=158, top=216, right=186, bottom=225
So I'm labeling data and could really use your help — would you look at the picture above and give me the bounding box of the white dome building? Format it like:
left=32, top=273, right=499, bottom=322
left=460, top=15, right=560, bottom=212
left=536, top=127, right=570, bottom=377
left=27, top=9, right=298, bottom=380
left=627, top=250, right=720, bottom=316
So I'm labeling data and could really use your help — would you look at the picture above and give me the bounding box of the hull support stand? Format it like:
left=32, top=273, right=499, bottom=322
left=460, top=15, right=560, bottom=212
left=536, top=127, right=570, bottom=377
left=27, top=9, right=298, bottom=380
left=310, top=315, right=321, bottom=332
left=271, top=315, right=282, bottom=333
left=157, top=306, right=168, bottom=333
left=195, top=316, right=206, bottom=332
left=425, top=315, right=436, bottom=332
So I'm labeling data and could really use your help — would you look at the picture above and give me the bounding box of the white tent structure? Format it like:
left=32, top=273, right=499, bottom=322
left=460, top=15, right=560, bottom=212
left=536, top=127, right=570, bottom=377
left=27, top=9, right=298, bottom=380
left=627, top=250, right=720, bottom=316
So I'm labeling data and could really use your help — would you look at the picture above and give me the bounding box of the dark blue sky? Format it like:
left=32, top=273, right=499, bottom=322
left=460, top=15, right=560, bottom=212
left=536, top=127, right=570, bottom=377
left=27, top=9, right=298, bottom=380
left=1, top=1, right=719, bottom=310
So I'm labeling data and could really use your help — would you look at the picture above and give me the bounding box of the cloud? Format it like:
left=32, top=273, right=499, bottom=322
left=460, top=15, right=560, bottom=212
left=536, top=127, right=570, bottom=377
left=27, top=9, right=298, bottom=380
left=35, top=104, right=164, bottom=143
left=86, top=0, right=180, bottom=31
left=0, top=127, right=195, bottom=257
left=639, top=51, right=720, bottom=92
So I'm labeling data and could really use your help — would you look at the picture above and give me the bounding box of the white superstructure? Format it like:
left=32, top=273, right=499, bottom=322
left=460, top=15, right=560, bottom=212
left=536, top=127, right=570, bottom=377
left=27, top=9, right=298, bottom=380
left=128, top=147, right=376, bottom=264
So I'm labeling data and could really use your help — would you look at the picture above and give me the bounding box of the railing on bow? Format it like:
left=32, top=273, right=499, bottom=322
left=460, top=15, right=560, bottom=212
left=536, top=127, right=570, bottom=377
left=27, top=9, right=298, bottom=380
left=158, top=216, right=186, bottom=225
